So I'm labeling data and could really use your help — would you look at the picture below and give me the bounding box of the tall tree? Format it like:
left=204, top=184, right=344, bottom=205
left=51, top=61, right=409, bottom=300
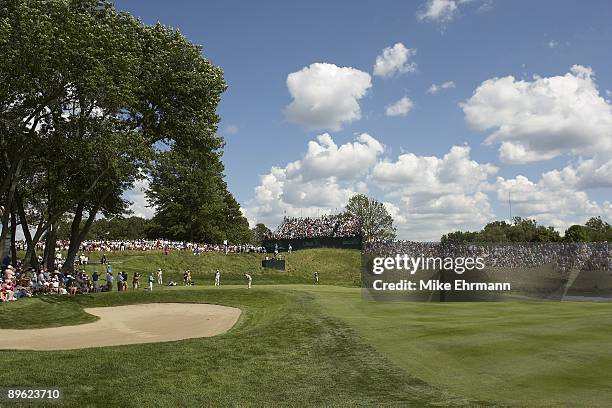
left=250, top=223, right=271, bottom=245
left=0, top=1, right=234, bottom=269
left=345, top=194, right=396, bottom=242
left=147, top=148, right=250, bottom=243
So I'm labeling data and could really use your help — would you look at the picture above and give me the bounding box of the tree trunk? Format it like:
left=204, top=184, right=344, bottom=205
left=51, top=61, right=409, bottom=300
left=61, top=201, right=84, bottom=273
left=15, top=194, right=38, bottom=268
left=10, top=203, right=17, bottom=266
left=0, top=159, right=22, bottom=260
left=43, top=223, right=57, bottom=271
left=62, top=189, right=112, bottom=272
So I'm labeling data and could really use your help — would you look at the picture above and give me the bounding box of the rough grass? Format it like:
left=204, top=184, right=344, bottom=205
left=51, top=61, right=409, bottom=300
left=30, top=248, right=361, bottom=286
left=0, top=286, right=472, bottom=407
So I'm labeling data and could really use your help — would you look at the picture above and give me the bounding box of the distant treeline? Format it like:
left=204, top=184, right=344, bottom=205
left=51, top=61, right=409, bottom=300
left=442, top=217, right=611, bottom=243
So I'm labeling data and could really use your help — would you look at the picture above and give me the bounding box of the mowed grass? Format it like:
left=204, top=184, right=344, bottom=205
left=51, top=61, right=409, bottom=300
left=38, top=248, right=361, bottom=286
left=6, top=249, right=612, bottom=406
left=310, top=285, right=612, bottom=407
left=0, top=286, right=472, bottom=407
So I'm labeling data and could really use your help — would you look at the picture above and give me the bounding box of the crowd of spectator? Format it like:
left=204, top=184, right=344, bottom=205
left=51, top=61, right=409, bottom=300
left=364, top=240, right=611, bottom=271
left=1, top=251, right=180, bottom=302
left=270, top=215, right=360, bottom=240
left=16, top=239, right=266, bottom=255
left=1, top=259, right=96, bottom=302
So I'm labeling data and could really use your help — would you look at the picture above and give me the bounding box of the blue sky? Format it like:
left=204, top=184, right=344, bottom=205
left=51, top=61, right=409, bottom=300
left=116, top=0, right=612, bottom=240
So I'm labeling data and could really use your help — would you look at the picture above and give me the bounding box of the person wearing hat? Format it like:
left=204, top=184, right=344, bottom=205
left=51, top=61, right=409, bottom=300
left=117, top=271, right=124, bottom=292
left=245, top=273, right=252, bottom=289
left=148, top=272, right=154, bottom=291
left=4, top=265, right=15, bottom=282
left=157, top=268, right=163, bottom=286
left=214, top=269, right=221, bottom=286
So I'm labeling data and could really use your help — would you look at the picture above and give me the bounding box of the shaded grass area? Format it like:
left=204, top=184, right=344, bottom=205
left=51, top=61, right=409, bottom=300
left=0, top=287, right=473, bottom=407
left=310, top=285, right=612, bottom=407
left=23, top=248, right=361, bottom=286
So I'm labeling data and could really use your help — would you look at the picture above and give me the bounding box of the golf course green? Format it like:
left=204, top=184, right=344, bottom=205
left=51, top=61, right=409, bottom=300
left=2, top=249, right=612, bottom=406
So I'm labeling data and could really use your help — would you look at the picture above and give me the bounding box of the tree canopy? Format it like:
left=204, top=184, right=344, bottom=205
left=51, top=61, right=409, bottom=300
left=441, top=217, right=610, bottom=243
left=345, top=194, right=396, bottom=242
left=0, top=0, right=248, bottom=270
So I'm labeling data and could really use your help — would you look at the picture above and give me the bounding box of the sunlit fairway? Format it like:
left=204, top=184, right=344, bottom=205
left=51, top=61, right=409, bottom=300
left=3, top=250, right=612, bottom=406
left=309, top=285, right=612, bottom=407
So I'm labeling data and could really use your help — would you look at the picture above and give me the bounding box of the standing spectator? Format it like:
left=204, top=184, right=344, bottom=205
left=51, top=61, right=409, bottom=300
left=92, top=271, right=99, bottom=293
left=122, top=271, right=128, bottom=291
left=132, top=272, right=140, bottom=289
left=214, top=269, right=220, bottom=286
left=117, top=271, right=124, bottom=292
left=148, top=272, right=154, bottom=291
left=106, top=270, right=114, bottom=292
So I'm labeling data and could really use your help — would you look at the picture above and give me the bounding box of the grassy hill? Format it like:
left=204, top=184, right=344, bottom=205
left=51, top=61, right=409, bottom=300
left=39, top=248, right=362, bottom=286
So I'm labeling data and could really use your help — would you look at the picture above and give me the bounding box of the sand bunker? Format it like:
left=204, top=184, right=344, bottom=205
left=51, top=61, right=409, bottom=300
left=0, top=303, right=241, bottom=351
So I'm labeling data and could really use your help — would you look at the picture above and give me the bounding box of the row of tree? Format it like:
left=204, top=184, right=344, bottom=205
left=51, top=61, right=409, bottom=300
left=0, top=0, right=249, bottom=271
left=441, top=217, right=611, bottom=243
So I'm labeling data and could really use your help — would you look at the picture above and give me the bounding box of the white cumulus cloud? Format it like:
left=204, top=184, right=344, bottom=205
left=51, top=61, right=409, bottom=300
left=417, top=0, right=492, bottom=24
left=462, top=65, right=612, bottom=164
left=244, top=133, right=384, bottom=228
left=243, top=134, right=611, bottom=240
left=427, top=80, right=456, bottom=94
left=284, top=63, right=372, bottom=131
left=417, top=0, right=458, bottom=23
left=124, top=178, right=155, bottom=219
left=385, top=96, right=414, bottom=117
left=496, top=174, right=612, bottom=233
left=373, top=43, right=417, bottom=78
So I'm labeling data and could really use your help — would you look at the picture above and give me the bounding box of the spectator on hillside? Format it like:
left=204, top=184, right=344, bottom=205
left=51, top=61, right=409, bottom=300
left=92, top=271, right=100, bottom=293
left=157, top=268, right=163, bottom=286
left=132, top=272, right=141, bottom=290
left=117, top=271, right=124, bottom=292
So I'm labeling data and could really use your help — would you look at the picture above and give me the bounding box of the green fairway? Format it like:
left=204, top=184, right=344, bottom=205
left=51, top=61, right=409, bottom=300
left=309, top=285, right=612, bottom=407
left=0, top=286, right=471, bottom=407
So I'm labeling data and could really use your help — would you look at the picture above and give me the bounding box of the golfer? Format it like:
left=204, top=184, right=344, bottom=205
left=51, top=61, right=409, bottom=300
left=245, top=273, right=252, bottom=289
left=313, top=271, right=319, bottom=285
left=149, top=272, right=154, bottom=291
left=157, top=268, right=163, bottom=286
left=214, top=269, right=220, bottom=286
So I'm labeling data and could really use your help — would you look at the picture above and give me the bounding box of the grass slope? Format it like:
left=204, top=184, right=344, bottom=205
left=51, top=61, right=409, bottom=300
left=310, top=285, right=612, bottom=407
left=0, top=287, right=471, bottom=407
left=37, top=248, right=361, bottom=286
